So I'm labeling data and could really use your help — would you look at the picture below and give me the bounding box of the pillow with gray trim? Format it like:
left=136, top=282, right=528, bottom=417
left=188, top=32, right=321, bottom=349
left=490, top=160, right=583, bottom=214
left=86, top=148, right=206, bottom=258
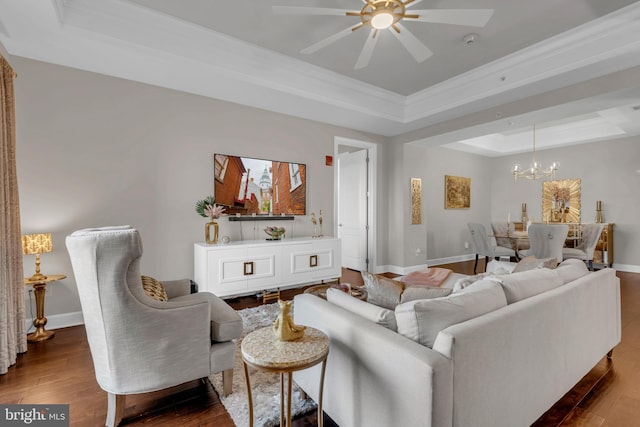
left=512, top=256, right=558, bottom=273
left=400, top=287, right=452, bottom=303
left=395, top=280, right=507, bottom=348
left=362, top=271, right=405, bottom=310
left=327, top=288, right=397, bottom=331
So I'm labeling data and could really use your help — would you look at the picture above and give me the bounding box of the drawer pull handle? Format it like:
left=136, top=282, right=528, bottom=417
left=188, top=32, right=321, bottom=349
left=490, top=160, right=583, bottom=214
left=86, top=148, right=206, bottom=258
left=244, top=261, right=254, bottom=276
left=310, top=255, right=318, bottom=268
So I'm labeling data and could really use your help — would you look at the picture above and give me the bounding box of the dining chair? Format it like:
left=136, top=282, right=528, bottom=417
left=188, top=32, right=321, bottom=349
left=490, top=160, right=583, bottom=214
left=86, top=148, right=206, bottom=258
left=518, top=224, right=569, bottom=264
left=562, top=223, right=606, bottom=270
left=468, top=223, right=515, bottom=274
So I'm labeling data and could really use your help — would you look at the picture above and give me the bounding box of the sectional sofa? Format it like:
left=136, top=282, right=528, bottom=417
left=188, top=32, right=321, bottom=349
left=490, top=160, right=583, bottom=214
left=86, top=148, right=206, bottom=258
left=293, top=260, right=621, bottom=427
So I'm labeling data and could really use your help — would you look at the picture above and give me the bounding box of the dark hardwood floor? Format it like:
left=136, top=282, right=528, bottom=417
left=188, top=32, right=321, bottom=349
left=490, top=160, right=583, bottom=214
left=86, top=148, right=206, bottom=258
left=1, top=261, right=638, bottom=427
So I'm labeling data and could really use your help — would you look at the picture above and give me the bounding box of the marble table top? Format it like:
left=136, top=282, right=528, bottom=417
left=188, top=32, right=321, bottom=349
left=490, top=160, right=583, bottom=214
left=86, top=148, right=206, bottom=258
left=241, top=326, right=329, bottom=370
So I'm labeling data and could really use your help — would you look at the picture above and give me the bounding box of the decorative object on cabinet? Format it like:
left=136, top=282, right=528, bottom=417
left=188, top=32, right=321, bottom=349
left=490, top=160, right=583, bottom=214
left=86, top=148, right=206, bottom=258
left=311, top=212, right=319, bottom=238
left=445, top=175, right=470, bottom=209
left=595, top=200, right=604, bottom=223
left=521, top=203, right=528, bottom=223
left=411, top=177, right=422, bottom=224
left=195, top=196, right=225, bottom=244
left=319, top=209, right=324, bottom=237
left=542, top=179, right=581, bottom=223
left=194, top=237, right=341, bottom=298
left=214, top=153, right=306, bottom=216
left=264, top=226, right=285, bottom=240
left=22, top=232, right=53, bottom=281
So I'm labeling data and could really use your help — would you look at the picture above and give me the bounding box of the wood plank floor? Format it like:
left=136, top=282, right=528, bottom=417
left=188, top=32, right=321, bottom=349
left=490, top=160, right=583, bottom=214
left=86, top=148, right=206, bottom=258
left=0, top=261, right=637, bottom=427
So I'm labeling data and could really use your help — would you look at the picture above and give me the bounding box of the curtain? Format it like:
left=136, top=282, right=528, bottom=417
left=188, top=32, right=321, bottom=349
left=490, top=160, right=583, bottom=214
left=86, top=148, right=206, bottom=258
left=0, top=54, right=26, bottom=374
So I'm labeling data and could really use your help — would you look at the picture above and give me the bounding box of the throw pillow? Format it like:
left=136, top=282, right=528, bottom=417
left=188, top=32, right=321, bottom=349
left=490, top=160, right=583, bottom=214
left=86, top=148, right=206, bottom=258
left=492, top=268, right=563, bottom=304
left=555, top=258, right=590, bottom=284
left=452, top=268, right=511, bottom=292
left=512, top=256, right=558, bottom=273
left=362, top=271, right=405, bottom=310
left=400, top=287, right=452, bottom=303
left=141, top=275, right=168, bottom=301
left=395, top=280, right=507, bottom=348
left=327, top=288, right=397, bottom=331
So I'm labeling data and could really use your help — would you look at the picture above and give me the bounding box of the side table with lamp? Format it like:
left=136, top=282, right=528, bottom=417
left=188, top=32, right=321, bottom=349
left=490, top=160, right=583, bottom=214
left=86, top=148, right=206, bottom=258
left=22, top=233, right=65, bottom=342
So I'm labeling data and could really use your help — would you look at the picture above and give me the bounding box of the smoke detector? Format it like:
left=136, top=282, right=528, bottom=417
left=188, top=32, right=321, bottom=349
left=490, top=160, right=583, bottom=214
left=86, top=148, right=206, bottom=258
left=463, top=33, right=479, bottom=44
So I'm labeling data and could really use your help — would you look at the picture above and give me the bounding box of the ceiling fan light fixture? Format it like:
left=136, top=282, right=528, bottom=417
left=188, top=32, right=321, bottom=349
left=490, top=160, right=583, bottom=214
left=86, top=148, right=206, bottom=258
left=371, top=11, right=394, bottom=29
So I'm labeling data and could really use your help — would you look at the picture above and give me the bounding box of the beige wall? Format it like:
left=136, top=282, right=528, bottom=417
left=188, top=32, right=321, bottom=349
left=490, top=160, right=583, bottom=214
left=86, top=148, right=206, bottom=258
left=11, top=55, right=386, bottom=319
left=7, top=51, right=640, bottom=326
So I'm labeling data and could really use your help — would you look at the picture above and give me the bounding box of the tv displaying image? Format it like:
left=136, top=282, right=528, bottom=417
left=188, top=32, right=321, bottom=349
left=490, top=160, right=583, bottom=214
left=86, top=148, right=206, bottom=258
left=214, top=154, right=306, bottom=215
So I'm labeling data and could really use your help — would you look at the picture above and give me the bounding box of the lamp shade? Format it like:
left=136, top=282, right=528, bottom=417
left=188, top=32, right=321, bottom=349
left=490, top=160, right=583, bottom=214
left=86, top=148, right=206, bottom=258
left=22, top=233, right=53, bottom=255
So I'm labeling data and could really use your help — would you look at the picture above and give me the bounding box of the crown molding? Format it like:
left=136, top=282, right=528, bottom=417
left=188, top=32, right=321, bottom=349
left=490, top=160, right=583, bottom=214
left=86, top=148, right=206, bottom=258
left=1, top=0, right=640, bottom=136
left=404, top=2, right=640, bottom=124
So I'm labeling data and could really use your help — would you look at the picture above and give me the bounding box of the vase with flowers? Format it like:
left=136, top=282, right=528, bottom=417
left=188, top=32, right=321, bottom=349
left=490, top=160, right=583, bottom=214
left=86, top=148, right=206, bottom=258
left=195, top=196, right=225, bottom=244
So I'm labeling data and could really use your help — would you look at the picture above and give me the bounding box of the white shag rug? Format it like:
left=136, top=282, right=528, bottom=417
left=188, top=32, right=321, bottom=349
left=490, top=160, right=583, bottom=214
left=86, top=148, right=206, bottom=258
left=210, top=303, right=317, bottom=427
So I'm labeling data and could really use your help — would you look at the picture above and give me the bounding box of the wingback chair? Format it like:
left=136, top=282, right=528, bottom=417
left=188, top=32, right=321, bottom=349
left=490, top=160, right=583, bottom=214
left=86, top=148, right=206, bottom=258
left=468, top=223, right=515, bottom=273
left=562, top=223, right=606, bottom=270
left=66, top=226, right=243, bottom=427
left=518, top=224, right=569, bottom=264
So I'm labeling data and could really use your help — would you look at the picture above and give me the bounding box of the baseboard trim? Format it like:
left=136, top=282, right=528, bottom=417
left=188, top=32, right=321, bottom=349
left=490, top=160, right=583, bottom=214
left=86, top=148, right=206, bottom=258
left=612, top=263, right=640, bottom=273
left=24, top=311, right=84, bottom=333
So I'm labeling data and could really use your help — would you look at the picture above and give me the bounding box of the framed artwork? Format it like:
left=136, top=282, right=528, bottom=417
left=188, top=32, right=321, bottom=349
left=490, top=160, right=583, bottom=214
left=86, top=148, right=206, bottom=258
left=411, top=178, right=422, bottom=224
left=444, top=175, right=471, bottom=209
left=542, top=178, right=581, bottom=223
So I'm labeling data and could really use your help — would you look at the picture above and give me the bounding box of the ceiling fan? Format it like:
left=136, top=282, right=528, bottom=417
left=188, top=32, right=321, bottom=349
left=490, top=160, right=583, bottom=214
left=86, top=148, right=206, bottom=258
left=273, top=0, right=494, bottom=69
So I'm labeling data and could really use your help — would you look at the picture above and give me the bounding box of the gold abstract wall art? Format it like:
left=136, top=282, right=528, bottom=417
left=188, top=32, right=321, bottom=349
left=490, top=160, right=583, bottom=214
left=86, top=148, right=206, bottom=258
left=542, top=178, right=581, bottom=223
left=444, top=175, right=471, bottom=209
left=411, top=178, right=422, bottom=224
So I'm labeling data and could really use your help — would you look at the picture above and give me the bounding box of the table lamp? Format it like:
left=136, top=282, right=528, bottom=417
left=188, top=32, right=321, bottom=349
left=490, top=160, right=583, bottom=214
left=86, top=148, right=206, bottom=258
left=22, top=233, right=53, bottom=281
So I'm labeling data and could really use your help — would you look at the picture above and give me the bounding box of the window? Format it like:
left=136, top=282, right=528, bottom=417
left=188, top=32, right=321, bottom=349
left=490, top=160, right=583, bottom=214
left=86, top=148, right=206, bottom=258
left=289, top=163, right=302, bottom=191
left=214, top=154, right=229, bottom=183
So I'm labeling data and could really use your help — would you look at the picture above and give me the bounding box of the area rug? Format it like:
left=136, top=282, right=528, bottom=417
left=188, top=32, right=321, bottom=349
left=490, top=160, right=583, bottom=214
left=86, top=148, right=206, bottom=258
left=210, top=303, right=317, bottom=427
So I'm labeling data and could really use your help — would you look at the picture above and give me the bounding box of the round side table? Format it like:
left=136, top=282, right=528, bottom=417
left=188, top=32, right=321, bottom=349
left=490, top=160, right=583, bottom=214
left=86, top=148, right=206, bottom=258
left=23, top=274, right=66, bottom=342
left=241, top=326, right=329, bottom=427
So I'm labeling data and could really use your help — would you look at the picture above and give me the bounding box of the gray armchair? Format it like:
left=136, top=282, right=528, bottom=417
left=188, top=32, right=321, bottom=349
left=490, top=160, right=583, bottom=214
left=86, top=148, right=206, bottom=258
left=65, top=226, right=242, bottom=427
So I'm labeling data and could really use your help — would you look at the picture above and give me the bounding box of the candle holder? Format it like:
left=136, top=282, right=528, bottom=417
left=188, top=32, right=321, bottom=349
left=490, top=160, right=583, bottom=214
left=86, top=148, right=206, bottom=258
left=595, top=200, right=604, bottom=223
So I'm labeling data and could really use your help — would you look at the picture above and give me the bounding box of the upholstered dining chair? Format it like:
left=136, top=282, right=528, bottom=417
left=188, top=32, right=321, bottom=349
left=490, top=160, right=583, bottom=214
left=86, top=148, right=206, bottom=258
left=562, top=223, right=606, bottom=270
left=491, top=222, right=530, bottom=252
left=468, top=223, right=515, bottom=274
left=66, top=226, right=243, bottom=427
left=518, top=224, right=569, bottom=264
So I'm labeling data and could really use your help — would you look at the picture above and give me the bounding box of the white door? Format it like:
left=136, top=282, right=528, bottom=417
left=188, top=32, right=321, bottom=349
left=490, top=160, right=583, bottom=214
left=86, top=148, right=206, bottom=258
left=338, top=149, right=368, bottom=271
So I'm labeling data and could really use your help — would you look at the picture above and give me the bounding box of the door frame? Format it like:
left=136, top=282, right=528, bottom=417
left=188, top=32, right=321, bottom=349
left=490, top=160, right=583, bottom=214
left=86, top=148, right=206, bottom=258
left=334, top=136, right=377, bottom=273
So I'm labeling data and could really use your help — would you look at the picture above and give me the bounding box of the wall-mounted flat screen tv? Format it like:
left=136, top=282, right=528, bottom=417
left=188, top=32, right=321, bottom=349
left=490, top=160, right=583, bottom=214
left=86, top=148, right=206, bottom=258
left=214, top=154, right=306, bottom=215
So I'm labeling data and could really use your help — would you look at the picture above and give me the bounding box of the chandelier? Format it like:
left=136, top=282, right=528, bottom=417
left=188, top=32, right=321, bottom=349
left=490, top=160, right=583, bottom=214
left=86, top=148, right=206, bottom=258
left=512, top=125, right=558, bottom=181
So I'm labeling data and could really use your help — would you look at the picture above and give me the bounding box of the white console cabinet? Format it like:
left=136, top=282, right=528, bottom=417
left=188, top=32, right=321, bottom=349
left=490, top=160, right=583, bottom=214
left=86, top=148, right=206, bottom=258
left=194, top=237, right=341, bottom=298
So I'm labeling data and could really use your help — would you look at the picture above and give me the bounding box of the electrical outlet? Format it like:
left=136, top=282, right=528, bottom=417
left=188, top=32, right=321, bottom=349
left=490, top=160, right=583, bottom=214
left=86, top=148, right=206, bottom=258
left=415, top=248, right=423, bottom=256
left=464, top=241, right=469, bottom=249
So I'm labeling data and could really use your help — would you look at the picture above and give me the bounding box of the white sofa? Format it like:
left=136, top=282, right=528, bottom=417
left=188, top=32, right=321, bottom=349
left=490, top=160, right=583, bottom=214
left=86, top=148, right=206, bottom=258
left=293, top=264, right=621, bottom=427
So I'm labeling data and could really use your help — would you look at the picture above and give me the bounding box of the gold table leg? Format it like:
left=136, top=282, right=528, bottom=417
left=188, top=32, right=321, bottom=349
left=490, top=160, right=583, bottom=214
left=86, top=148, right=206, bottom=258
left=318, top=357, right=327, bottom=427
left=28, top=282, right=55, bottom=342
left=243, top=360, right=254, bottom=427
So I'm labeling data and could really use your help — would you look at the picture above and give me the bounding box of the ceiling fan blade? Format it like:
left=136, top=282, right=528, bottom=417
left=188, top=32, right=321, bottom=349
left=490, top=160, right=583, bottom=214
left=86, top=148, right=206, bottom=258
left=391, top=23, right=433, bottom=63
left=301, top=25, right=360, bottom=55
left=355, top=29, right=380, bottom=70
left=404, top=0, right=426, bottom=8
left=407, top=9, right=494, bottom=27
left=272, top=6, right=352, bottom=16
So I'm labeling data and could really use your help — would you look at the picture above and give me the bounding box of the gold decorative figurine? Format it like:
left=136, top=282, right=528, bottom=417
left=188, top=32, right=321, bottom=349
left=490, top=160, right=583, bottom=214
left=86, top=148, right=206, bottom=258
left=273, top=299, right=306, bottom=341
